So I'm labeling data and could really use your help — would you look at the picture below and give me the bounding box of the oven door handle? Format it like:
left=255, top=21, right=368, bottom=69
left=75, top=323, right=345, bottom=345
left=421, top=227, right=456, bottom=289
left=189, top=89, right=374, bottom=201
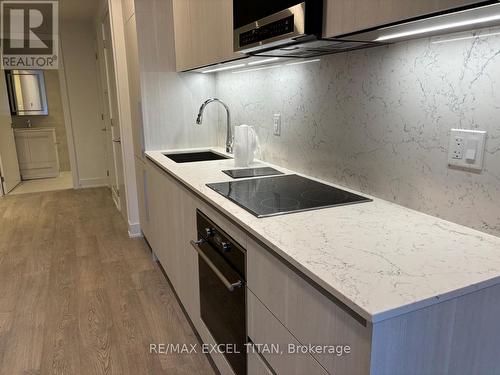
left=190, top=240, right=243, bottom=292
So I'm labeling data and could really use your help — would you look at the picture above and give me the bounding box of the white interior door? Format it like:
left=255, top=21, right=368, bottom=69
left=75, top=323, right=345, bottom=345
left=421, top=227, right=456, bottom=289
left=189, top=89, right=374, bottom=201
left=98, top=11, right=125, bottom=211
left=0, top=74, right=21, bottom=194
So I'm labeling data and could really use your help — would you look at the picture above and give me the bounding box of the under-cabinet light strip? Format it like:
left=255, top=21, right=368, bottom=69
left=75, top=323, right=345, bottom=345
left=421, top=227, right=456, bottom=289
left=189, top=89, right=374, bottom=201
left=285, top=59, right=321, bottom=66
left=247, top=57, right=281, bottom=66
left=432, top=31, right=500, bottom=44
left=202, top=58, right=321, bottom=74
left=376, top=14, right=500, bottom=41
left=232, top=64, right=283, bottom=74
left=201, top=63, right=246, bottom=73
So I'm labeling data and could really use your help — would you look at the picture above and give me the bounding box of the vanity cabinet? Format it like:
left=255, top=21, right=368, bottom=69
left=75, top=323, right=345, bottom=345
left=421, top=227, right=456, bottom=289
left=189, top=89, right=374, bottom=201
left=14, top=128, right=59, bottom=180
left=323, top=0, right=485, bottom=37
left=172, top=0, right=241, bottom=71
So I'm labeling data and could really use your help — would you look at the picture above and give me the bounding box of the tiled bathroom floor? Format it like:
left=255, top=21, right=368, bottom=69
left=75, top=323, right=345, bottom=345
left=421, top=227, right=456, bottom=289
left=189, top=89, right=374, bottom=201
left=9, top=171, right=73, bottom=195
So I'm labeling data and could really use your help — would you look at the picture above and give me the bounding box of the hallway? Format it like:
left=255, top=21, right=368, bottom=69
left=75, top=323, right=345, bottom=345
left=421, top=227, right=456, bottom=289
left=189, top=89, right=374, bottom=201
left=0, top=188, right=214, bottom=375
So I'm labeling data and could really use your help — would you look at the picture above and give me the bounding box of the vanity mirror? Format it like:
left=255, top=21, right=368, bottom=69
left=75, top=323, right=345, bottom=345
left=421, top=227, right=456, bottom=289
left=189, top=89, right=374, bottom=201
left=5, top=69, right=48, bottom=116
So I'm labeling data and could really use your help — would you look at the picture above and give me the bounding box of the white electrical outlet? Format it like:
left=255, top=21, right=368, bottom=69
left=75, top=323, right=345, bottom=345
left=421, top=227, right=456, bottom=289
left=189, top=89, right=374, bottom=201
left=448, top=129, right=487, bottom=171
left=273, top=113, right=281, bottom=136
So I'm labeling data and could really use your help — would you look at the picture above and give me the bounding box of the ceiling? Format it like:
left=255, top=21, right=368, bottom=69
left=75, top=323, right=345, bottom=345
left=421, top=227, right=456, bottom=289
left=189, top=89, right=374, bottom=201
left=59, top=0, right=101, bottom=21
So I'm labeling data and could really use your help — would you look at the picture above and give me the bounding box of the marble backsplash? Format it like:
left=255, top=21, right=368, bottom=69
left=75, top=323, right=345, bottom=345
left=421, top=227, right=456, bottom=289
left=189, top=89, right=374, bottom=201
left=215, top=27, right=500, bottom=236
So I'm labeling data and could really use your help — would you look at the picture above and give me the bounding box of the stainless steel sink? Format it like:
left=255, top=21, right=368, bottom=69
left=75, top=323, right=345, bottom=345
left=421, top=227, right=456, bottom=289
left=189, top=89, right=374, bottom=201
left=163, top=151, right=231, bottom=163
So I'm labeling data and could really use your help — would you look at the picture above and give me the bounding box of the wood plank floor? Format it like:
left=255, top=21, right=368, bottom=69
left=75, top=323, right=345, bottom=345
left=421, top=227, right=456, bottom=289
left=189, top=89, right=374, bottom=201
left=0, top=188, right=215, bottom=375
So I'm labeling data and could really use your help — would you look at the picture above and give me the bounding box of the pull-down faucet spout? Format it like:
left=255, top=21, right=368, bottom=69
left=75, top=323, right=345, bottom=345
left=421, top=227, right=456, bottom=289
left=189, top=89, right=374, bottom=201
left=196, top=98, right=232, bottom=153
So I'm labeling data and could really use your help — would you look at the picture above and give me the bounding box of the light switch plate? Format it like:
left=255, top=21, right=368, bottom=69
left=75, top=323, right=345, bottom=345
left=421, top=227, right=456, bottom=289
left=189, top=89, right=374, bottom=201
left=448, top=129, right=487, bottom=171
left=273, top=113, right=281, bottom=136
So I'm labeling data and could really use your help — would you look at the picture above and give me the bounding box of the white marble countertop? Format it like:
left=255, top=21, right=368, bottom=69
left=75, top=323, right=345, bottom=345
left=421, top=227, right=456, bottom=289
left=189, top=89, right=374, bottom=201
left=146, top=147, right=500, bottom=323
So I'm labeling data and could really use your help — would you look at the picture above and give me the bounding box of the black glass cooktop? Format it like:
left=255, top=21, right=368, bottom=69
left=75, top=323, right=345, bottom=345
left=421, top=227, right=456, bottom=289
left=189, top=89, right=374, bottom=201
left=206, top=174, right=372, bottom=218
left=222, top=167, right=284, bottom=179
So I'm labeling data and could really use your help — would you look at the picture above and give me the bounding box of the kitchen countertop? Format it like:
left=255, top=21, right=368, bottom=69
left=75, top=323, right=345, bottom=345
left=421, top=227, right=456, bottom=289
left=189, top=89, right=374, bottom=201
left=146, top=148, right=500, bottom=323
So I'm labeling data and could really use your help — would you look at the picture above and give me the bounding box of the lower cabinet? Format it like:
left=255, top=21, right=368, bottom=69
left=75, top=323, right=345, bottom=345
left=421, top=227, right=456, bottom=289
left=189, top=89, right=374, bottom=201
left=140, top=157, right=500, bottom=375
left=247, top=344, right=274, bottom=375
left=247, top=238, right=372, bottom=375
left=248, top=290, right=329, bottom=375
left=143, top=159, right=200, bottom=320
left=134, top=157, right=150, bottom=240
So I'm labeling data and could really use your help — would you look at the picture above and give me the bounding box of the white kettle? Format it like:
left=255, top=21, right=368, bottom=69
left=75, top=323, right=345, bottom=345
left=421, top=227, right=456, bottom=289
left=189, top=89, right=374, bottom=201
left=233, top=125, right=259, bottom=167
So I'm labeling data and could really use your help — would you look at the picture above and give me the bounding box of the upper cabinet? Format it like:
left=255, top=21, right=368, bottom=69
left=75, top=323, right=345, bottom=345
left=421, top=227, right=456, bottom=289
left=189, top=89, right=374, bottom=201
left=323, top=0, right=485, bottom=38
left=172, top=0, right=241, bottom=72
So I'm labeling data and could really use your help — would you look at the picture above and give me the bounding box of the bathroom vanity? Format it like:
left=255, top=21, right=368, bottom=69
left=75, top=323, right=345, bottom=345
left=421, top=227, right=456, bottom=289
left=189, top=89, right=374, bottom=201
left=13, top=128, right=60, bottom=180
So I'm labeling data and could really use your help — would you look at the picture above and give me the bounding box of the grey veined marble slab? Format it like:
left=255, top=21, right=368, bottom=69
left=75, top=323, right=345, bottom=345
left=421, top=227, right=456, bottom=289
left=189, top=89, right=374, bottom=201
left=215, top=26, right=500, bottom=238
left=146, top=148, right=500, bottom=323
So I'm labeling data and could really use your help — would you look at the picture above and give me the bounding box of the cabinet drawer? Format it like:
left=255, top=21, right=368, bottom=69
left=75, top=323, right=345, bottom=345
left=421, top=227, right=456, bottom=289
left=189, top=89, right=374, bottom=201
left=248, top=347, right=273, bottom=375
left=247, top=238, right=371, bottom=374
left=248, top=290, right=328, bottom=375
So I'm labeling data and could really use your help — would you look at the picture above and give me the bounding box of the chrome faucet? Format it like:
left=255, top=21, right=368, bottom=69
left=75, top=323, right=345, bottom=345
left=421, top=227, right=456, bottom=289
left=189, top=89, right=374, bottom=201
left=196, top=98, right=233, bottom=153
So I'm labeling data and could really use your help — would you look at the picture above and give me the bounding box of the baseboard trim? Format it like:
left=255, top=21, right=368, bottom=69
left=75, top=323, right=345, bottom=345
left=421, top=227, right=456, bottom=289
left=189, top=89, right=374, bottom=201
left=128, top=222, right=142, bottom=238
left=78, top=177, right=108, bottom=188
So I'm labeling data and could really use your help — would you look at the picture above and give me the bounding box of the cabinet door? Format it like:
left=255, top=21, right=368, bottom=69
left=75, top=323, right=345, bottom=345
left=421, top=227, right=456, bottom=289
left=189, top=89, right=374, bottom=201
left=134, top=158, right=150, bottom=240
left=172, top=0, right=240, bottom=71
left=174, top=181, right=200, bottom=321
left=323, top=0, right=483, bottom=37
left=143, top=163, right=201, bottom=322
left=247, top=348, right=274, bottom=375
left=144, top=160, right=167, bottom=263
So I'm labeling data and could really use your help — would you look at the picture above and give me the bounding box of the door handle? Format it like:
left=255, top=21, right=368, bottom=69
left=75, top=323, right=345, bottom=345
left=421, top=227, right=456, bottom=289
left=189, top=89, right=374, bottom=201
left=112, top=138, right=121, bottom=143
left=190, top=240, right=243, bottom=292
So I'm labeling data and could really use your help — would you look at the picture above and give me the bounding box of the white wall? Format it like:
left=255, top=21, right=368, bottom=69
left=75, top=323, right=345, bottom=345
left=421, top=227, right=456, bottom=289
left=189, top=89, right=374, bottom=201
left=60, top=20, right=108, bottom=188
left=215, top=27, right=500, bottom=237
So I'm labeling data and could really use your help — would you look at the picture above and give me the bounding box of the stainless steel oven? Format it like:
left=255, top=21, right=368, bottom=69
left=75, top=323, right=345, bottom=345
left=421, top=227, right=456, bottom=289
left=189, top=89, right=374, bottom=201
left=191, top=210, right=247, bottom=375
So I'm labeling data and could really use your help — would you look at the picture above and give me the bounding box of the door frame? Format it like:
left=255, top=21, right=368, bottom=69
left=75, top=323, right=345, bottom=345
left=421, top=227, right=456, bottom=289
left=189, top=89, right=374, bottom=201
left=96, top=6, right=125, bottom=212
left=95, top=0, right=141, bottom=237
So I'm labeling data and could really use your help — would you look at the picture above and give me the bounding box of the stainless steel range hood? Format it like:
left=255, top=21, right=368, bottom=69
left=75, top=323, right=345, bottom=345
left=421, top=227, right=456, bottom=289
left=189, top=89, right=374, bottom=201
left=234, top=1, right=382, bottom=58
left=236, top=1, right=500, bottom=58
left=248, top=38, right=381, bottom=58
